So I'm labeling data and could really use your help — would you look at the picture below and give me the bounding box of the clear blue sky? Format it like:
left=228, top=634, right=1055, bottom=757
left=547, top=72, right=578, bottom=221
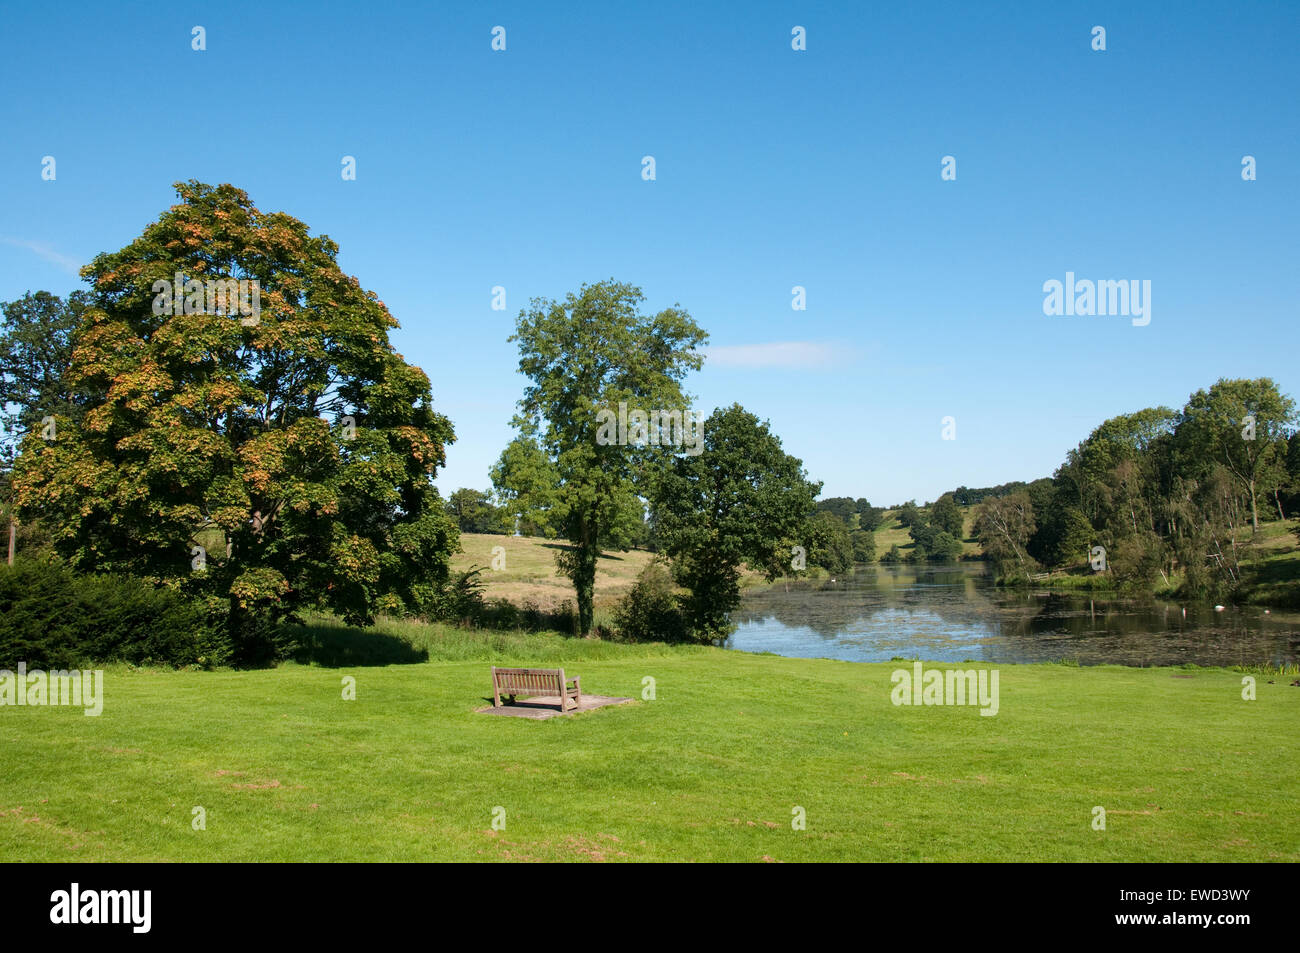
left=1, top=1, right=1296, bottom=505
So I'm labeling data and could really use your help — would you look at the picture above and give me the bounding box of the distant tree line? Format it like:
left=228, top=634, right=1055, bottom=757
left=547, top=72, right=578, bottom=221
left=969, top=378, right=1298, bottom=598
left=951, top=482, right=1027, bottom=506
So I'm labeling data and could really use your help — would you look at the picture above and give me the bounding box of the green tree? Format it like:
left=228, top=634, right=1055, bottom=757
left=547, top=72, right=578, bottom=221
left=806, top=510, right=854, bottom=574
left=850, top=528, right=876, bottom=563
left=908, top=522, right=962, bottom=562
left=651, top=404, right=819, bottom=641
left=896, top=500, right=921, bottom=528
left=973, top=491, right=1037, bottom=577
left=507, top=280, right=706, bottom=636
left=929, top=492, right=964, bottom=538
left=1048, top=505, right=1095, bottom=568
left=11, top=181, right=458, bottom=659
left=490, top=435, right=562, bottom=537
left=0, top=290, right=89, bottom=465
left=1175, top=379, right=1294, bottom=532
left=446, top=488, right=505, bottom=534
left=815, top=496, right=856, bottom=524
left=855, top=498, right=883, bottom=532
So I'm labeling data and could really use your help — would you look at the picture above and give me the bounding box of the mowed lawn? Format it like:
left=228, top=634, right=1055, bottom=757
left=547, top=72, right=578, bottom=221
left=1, top=623, right=1296, bottom=862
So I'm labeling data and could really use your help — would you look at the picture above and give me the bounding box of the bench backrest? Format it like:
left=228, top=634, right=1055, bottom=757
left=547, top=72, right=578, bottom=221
left=493, top=667, right=564, bottom=694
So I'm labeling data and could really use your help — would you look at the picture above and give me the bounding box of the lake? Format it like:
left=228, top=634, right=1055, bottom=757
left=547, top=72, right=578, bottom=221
left=729, top=563, right=1300, bottom=667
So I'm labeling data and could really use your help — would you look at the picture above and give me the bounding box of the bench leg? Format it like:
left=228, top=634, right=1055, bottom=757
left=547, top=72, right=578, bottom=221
left=574, top=677, right=581, bottom=708
left=493, top=682, right=501, bottom=708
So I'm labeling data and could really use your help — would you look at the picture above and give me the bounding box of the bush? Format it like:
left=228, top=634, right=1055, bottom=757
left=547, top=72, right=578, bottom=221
left=1109, top=534, right=1165, bottom=590
left=0, top=558, right=228, bottom=669
left=613, top=561, right=688, bottom=643
left=423, top=567, right=487, bottom=624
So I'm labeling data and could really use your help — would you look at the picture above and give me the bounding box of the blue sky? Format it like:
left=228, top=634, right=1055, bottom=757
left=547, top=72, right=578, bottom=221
left=1, top=1, right=1296, bottom=505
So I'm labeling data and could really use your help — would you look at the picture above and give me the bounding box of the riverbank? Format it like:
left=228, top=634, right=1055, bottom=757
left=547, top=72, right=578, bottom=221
left=993, top=519, right=1300, bottom=609
left=863, top=512, right=1300, bottom=610
left=1, top=616, right=1296, bottom=862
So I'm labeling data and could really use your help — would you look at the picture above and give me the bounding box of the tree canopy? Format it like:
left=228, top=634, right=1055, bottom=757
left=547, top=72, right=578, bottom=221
left=507, top=279, right=707, bottom=635
left=10, top=181, right=458, bottom=658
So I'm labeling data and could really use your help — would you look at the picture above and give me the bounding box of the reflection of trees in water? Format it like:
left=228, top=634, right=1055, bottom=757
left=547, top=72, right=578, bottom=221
left=734, top=564, right=1298, bottom=666
left=735, top=563, right=1003, bottom=641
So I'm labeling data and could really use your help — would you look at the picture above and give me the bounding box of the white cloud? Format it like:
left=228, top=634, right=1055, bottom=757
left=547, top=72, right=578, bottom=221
left=702, top=340, right=846, bottom=369
left=0, top=237, right=82, bottom=275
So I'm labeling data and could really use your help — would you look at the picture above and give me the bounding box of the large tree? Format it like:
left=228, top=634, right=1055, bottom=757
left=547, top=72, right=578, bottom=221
left=973, top=491, right=1037, bottom=577
left=1176, top=378, right=1295, bottom=532
left=652, top=404, right=820, bottom=640
left=508, top=280, right=706, bottom=636
left=11, top=181, right=458, bottom=657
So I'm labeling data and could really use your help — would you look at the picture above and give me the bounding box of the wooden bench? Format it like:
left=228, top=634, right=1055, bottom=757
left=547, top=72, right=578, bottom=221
left=491, top=667, right=582, bottom=712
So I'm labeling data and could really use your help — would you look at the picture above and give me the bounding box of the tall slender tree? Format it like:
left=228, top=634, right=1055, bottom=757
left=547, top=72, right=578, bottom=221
left=508, top=280, right=706, bottom=636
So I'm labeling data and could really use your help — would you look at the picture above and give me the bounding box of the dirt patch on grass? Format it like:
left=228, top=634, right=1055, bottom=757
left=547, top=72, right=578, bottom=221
left=1, top=805, right=105, bottom=852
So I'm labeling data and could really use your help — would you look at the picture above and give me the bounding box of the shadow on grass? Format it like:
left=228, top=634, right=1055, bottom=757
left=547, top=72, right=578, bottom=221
left=289, top=622, right=429, bottom=667
left=536, top=541, right=634, bottom=563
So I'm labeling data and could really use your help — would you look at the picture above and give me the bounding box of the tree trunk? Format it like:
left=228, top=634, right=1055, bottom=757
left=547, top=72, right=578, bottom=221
left=571, top=510, right=599, bottom=637
left=1249, top=479, right=1259, bottom=532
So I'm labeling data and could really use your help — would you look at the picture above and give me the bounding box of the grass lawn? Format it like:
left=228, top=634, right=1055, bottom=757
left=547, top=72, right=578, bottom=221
left=2, top=619, right=1295, bottom=862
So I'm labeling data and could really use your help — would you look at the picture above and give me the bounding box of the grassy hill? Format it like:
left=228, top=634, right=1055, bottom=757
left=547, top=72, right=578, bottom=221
left=450, top=533, right=658, bottom=614
left=871, top=505, right=982, bottom=560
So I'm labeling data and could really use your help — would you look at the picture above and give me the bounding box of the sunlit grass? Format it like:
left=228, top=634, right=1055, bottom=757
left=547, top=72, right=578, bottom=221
left=1, top=616, right=1295, bottom=862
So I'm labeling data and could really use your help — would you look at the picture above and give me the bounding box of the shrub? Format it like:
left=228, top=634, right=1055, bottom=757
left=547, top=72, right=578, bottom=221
left=0, top=558, right=228, bottom=669
left=423, top=567, right=487, bottom=624
left=613, top=561, right=688, bottom=643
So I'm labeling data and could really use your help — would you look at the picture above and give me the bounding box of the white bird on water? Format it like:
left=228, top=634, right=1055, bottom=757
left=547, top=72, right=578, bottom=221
left=1214, top=605, right=1225, bottom=612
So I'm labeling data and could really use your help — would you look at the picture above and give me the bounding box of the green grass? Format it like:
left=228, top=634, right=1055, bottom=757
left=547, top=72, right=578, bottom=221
left=2, top=619, right=1296, bottom=862
left=1241, top=519, right=1300, bottom=608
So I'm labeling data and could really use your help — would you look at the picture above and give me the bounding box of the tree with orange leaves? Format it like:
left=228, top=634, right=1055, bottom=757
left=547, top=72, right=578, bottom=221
left=11, top=182, right=458, bottom=662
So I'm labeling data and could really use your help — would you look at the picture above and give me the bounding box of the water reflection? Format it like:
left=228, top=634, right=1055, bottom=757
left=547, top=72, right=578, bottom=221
left=729, top=563, right=1300, bottom=667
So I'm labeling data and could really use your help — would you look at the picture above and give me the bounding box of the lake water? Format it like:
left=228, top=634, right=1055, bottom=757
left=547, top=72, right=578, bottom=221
left=729, top=563, right=1300, bottom=667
